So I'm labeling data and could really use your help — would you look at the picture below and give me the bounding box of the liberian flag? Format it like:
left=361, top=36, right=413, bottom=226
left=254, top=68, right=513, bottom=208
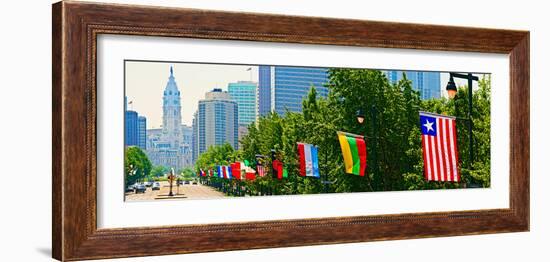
left=337, top=131, right=367, bottom=176
left=420, top=112, right=460, bottom=182
left=297, top=143, right=320, bottom=178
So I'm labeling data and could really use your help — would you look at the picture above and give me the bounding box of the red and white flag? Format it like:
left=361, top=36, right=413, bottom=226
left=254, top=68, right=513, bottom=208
left=257, top=165, right=266, bottom=177
left=231, top=162, right=242, bottom=180
left=420, top=112, right=460, bottom=182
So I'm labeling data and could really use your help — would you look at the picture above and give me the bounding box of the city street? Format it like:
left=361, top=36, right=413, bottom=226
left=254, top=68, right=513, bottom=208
left=125, top=181, right=225, bottom=201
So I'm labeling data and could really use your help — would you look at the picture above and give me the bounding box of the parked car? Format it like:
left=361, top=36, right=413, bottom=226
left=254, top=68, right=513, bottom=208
left=144, top=181, right=153, bottom=187
left=184, top=180, right=190, bottom=185
left=134, top=183, right=146, bottom=193
left=125, top=184, right=135, bottom=193
left=192, top=180, right=198, bottom=185
left=152, top=182, right=161, bottom=190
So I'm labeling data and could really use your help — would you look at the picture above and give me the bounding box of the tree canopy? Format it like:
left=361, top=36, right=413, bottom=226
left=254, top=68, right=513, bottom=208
left=197, top=69, right=491, bottom=195
left=124, top=146, right=152, bottom=186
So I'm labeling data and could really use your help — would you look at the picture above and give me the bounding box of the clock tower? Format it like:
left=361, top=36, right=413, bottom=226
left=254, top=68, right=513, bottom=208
left=162, top=66, right=182, bottom=149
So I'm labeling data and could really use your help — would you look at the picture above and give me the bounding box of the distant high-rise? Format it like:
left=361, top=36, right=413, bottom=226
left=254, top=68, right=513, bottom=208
left=194, top=88, right=239, bottom=158
left=257, top=66, right=329, bottom=116
left=257, top=66, right=272, bottom=117
left=137, top=116, right=147, bottom=150
left=180, top=124, right=193, bottom=168
left=125, top=110, right=138, bottom=147
left=228, top=81, right=257, bottom=126
left=385, top=71, right=441, bottom=100
left=192, top=111, right=198, bottom=163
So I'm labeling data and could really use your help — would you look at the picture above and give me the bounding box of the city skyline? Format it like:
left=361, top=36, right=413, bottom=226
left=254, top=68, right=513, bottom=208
left=259, top=66, right=330, bottom=115
left=126, top=61, right=485, bottom=130
left=125, top=61, right=258, bottom=129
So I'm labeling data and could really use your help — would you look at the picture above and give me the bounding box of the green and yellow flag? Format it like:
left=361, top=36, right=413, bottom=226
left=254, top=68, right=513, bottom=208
left=337, top=131, right=367, bottom=176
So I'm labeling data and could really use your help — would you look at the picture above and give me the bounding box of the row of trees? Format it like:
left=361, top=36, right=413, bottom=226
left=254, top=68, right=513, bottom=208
left=195, top=69, right=491, bottom=195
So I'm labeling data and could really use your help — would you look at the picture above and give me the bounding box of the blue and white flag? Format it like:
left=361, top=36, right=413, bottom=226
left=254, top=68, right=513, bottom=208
left=297, top=142, right=321, bottom=178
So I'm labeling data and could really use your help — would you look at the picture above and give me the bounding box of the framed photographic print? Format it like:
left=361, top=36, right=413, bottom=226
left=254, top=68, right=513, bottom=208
left=52, top=1, right=529, bottom=261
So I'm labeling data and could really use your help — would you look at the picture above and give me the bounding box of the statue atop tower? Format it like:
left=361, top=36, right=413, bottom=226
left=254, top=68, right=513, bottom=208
left=162, top=66, right=182, bottom=149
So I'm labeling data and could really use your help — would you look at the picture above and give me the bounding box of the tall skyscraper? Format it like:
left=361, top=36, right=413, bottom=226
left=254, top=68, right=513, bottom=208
left=385, top=71, right=441, bottom=100
left=125, top=110, right=138, bottom=147
left=193, top=88, right=239, bottom=158
left=192, top=111, right=198, bottom=163
left=137, top=116, right=147, bottom=150
left=228, top=81, right=257, bottom=126
left=257, top=66, right=272, bottom=117
left=257, top=66, right=329, bottom=116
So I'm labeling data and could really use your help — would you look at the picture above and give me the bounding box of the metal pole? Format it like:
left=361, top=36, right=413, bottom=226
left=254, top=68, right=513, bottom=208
left=324, top=149, right=328, bottom=193
left=371, top=105, right=379, bottom=190
left=450, top=72, right=478, bottom=170
left=467, top=74, right=474, bottom=169
left=271, top=149, right=276, bottom=195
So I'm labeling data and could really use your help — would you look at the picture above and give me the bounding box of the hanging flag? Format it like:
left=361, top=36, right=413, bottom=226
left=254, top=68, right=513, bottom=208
left=199, top=169, right=206, bottom=177
left=420, top=112, right=460, bottom=182
left=225, top=165, right=232, bottom=179
left=231, top=162, right=242, bottom=180
left=272, top=159, right=282, bottom=179
left=297, top=142, right=321, bottom=178
left=240, top=161, right=250, bottom=180
left=272, top=159, right=287, bottom=180
left=217, top=166, right=224, bottom=178
left=208, top=169, right=213, bottom=177
left=337, top=131, right=367, bottom=176
left=257, top=165, right=266, bottom=177
left=245, top=171, right=256, bottom=180
left=243, top=165, right=256, bottom=181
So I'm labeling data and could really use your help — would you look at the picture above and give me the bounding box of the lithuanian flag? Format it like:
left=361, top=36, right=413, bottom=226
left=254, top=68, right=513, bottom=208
left=337, top=131, right=367, bottom=176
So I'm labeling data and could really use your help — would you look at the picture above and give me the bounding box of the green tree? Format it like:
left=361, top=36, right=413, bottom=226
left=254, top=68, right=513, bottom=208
left=195, top=143, right=236, bottom=172
left=124, top=146, right=152, bottom=186
left=151, top=165, right=167, bottom=178
left=198, top=69, right=491, bottom=195
left=181, top=168, right=195, bottom=181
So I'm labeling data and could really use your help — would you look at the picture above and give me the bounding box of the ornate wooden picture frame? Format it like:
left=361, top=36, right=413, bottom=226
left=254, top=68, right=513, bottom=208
left=52, top=1, right=529, bottom=261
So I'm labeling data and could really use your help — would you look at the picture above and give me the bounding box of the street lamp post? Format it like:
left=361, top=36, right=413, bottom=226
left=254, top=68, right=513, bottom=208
left=446, top=72, right=479, bottom=169
left=270, top=149, right=276, bottom=195
left=356, top=108, right=377, bottom=191
left=322, top=150, right=329, bottom=193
